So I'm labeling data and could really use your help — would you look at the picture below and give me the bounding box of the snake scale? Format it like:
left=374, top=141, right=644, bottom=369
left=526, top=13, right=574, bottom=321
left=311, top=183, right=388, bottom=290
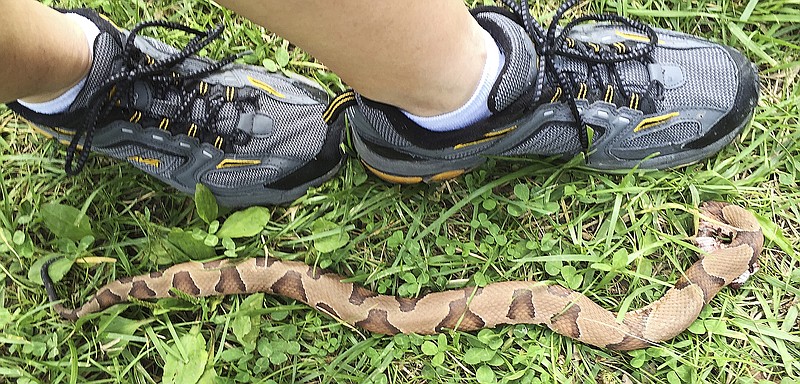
left=42, top=201, right=763, bottom=350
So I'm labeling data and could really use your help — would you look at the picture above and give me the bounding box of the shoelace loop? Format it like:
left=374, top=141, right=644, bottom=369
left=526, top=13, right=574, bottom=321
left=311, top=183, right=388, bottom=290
left=501, top=0, right=658, bottom=153
left=65, top=21, right=246, bottom=175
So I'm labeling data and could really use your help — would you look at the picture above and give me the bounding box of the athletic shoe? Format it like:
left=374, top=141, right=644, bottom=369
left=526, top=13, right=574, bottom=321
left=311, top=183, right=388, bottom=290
left=327, top=0, right=758, bottom=183
left=8, top=9, right=343, bottom=206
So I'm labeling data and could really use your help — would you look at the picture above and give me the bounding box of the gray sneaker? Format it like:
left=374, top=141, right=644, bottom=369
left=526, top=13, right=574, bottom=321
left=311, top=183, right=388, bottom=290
left=9, top=9, right=343, bottom=206
left=329, top=0, right=759, bottom=183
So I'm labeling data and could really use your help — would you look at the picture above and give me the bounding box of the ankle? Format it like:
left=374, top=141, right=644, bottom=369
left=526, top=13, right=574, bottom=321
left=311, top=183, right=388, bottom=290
left=402, top=28, right=503, bottom=132
left=402, top=23, right=489, bottom=117
left=18, top=12, right=94, bottom=104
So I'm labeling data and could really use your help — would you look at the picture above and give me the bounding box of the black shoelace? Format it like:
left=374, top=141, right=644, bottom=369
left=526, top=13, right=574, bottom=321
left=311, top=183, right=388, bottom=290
left=65, top=21, right=246, bottom=175
left=501, top=0, right=658, bottom=153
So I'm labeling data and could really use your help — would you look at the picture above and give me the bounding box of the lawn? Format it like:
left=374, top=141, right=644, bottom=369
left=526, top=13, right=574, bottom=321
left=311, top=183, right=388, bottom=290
left=1, top=0, right=798, bottom=383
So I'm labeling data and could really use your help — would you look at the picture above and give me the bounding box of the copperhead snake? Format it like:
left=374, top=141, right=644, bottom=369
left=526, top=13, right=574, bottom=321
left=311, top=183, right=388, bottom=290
left=42, top=201, right=763, bottom=351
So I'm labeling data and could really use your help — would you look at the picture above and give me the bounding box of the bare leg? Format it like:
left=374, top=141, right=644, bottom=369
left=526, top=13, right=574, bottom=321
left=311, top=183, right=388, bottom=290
left=215, top=0, right=487, bottom=117
left=0, top=0, right=90, bottom=103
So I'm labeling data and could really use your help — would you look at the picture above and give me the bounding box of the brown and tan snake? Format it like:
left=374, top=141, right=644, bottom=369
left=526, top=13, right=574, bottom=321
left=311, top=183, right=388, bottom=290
left=42, top=201, right=763, bottom=350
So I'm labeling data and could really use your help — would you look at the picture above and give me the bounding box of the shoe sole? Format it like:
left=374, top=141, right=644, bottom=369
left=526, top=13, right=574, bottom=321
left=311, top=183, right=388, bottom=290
left=352, top=130, right=477, bottom=184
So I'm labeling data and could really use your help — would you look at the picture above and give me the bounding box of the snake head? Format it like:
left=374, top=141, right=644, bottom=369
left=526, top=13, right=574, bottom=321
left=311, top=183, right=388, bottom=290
left=696, top=201, right=764, bottom=289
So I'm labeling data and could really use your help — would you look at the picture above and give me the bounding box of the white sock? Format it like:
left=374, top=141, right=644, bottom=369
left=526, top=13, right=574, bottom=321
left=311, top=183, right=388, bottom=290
left=402, top=29, right=504, bottom=132
left=17, top=13, right=99, bottom=115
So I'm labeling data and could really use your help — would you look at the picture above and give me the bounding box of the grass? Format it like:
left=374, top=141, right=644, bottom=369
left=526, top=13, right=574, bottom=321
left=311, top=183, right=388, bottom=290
left=1, top=0, right=799, bottom=383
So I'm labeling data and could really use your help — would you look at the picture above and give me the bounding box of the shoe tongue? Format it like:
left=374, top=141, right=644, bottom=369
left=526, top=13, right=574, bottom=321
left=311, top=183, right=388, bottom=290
left=127, top=80, right=182, bottom=117
left=130, top=81, right=155, bottom=110
left=616, top=60, right=653, bottom=93
left=70, top=32, right=123, bottom=113
left=475, top=12, right=538, bottom=113
left=127, top=79, right=242, bottom=138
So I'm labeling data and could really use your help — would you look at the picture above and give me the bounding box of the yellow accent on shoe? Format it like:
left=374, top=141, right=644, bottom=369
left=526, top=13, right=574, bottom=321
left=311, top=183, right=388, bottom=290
left=30, top=125, right=54, bottom=139
left=633, top=112, right=680, bottom=132
left=614, top=42, right=626, bottom=53
left=454, top=137, right=497, bottom=150
left=484, top=125, right=518, bottom=138
left=128, top=156, right=160, bottom=167
left=216, top=159, right=262, bottom=169
left=129, top=111, right=142, bottom=123
left=247, top=76, right=285, bottom=99
left=615, top=31, right=662, bottom=44
left=604, top=85, right=615, bottom=103
left=588, top=42, right=601, bottom=53
left=429, top=169, right=465, bottom=182
left=225, top=86, right=235, bottom=101
left=362, top=162, right=423, bottom=184
left=29, top=123, right=80, bottom=148
left=550, top=87, right=562, bottom=103
left=159, top=118, right=170, bottom=130
left=188, top=124, right=198, bottom=137
left=98, top=13, right=122, bottom=31
left=214, top=136, right=224, bottom=149
left=199, top=81, right=209, bottom=95
left=454, top=124, right=517, bottom=150
left=577, top=83, right=588, bottom=99
left=52, top=126, right=75, bottom=136
left=615, top=31, right=650, bottom=42
left=629, top=93, right=640, bottom=110
left=323, top=90, right=357, bottom=124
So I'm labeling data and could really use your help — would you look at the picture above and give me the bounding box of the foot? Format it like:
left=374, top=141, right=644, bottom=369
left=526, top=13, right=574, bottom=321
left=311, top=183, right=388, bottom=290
left=9, top=9, right=343, bottom=207
left=334, top=0, right=759, bottom=183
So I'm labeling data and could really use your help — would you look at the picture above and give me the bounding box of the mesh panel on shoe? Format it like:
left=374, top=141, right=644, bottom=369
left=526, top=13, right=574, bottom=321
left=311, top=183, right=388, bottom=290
left=477, top=12, right=535, bottom=111
left=216, top=103, right=240, bottom=136
left=356, top=96, right=413, bottom=148
left=502, top=124, right=582, bottom=156
left=72, top=33, right=121, bottom=111
left=233, top=96, right=326, bottom=160
left=560, top=58, right=591, bottom=84
left=653, top=47, right=736, bottom=112
left=204, top=167, right=281, bottom=188
left=616, top=60, right=650, bottom=95
left=554, top=34, right=737, bottom=116
left=622, top=121, right=701, bottom=149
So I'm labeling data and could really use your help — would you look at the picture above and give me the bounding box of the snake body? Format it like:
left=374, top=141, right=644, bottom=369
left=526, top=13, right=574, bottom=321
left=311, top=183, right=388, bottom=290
left=42, top=202, right=763, bottom=350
